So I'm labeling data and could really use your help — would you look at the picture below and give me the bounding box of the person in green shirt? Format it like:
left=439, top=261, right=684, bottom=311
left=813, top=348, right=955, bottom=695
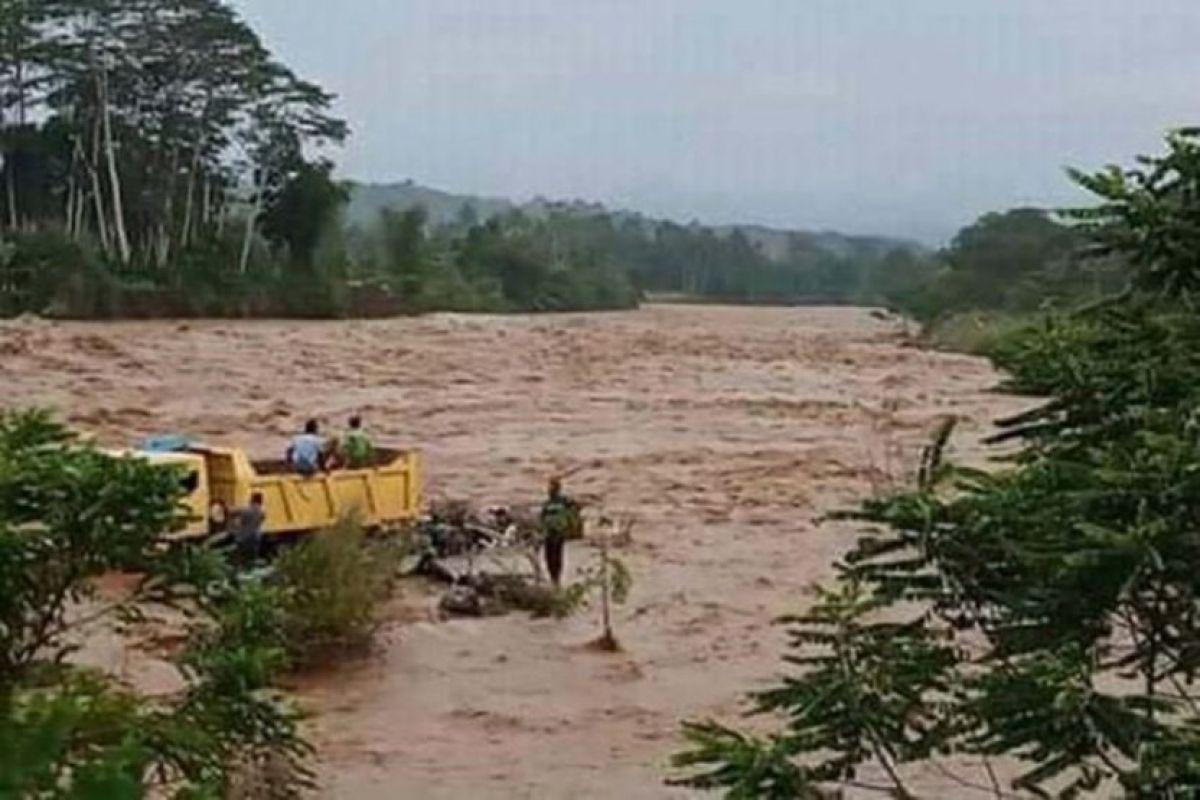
left=342, top=415, right=374, bottom=469
left=540, top=477, right=579, bottom=587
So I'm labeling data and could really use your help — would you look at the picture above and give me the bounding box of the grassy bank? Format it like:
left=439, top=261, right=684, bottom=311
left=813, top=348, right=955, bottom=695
left=923, top=310, right=1038, bottom=355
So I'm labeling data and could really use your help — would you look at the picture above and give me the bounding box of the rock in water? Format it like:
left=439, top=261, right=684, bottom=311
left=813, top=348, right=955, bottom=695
left=439, top=586, right=483, bottom=617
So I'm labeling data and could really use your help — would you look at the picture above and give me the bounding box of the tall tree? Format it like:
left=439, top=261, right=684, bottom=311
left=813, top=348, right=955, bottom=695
left=6, top=0, right=346, bottom=272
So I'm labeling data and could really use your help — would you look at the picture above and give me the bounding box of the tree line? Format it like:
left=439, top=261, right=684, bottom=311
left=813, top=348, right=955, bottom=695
left=336, top=200, right=932, bottom=316
left=336, top=195, right=1124, bottom=321
left=0, top=0, right=642, bottom=318
left=879, top=206, right=1127, bottom=325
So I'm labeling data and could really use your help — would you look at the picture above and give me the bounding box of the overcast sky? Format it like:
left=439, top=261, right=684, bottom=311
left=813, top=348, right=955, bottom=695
left=231, top=0, right=1199, bottom=243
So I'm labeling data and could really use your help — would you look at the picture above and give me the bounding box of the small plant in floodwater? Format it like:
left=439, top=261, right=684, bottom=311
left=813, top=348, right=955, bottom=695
left=569, top=518, right=633, bottom=650
left=507, top=518, right=633, bottom=636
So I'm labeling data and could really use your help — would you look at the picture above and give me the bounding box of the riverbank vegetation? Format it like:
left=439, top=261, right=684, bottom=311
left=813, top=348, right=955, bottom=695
left=674, top=130, right=1200, bottom=797
left=0, top=407, right=415, bottom=796
left=0, top=0, right=638, bottom=318
left=0, top=409, right=312, bottom=796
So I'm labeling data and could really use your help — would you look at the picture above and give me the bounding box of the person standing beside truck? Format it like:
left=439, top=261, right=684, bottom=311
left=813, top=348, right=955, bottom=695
left=287, top=419, right=325, bottom=476
left=342, top=415, right=374, bottom=469
left=230, top=492, right=266, bottom=568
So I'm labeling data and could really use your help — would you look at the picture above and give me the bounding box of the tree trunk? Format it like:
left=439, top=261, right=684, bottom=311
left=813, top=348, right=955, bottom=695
left=99, top=69, right=131, bottom=264
left=158, top=144, right=180, bottom=268
left=238, top=187, right=261, bottom=275
left=88, top=115, right=111, bottom=254
left=182, top=94, right=212, bottom=249
left=180, top=154, right=200, bottom=249
left=2, top=98, right=14, bottom=230
left=15, top=58, right=25, bottom=127
left=200, top=175, right=210, bottom=230
left=69, top=139, right=88, bottom=238
left=64, top=176, right=75, bottom=236
left=203, top=176, right=218, bottom=235
left=600, top=530, right=612, bottom=642
left=6, top=56, right=26, bottom=230
left=4, top=168, right=16, bottom=232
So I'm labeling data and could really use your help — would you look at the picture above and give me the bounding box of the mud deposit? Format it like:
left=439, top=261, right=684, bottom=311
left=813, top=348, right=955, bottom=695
left=1, top=305, right=1027, bottom=798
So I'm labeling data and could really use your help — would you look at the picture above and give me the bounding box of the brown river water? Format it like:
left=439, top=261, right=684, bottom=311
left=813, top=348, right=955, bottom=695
left=1, top=305, right=1029, bottom=798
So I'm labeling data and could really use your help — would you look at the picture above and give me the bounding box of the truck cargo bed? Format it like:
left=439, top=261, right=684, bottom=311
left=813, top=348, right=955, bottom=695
left=205, top=446, right=421, bottom=536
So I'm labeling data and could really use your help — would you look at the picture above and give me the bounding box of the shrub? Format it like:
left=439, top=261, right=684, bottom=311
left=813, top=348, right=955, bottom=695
left=981, top=310, right=1109, bottom=395
left=923, top=309, right=1036, bottom=355
left=0, top=229, right=120, bottom=318
left=273, top=518, right=403, bottom=666
left=0, top=408, right=310, bottom=797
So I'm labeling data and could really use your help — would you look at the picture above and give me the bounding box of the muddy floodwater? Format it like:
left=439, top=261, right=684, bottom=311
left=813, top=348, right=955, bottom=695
left=1, top=305, right=1028, bottom=798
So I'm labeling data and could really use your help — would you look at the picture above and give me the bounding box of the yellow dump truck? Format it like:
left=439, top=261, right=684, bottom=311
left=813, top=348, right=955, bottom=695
left=130, top=445, right=422, bottom=539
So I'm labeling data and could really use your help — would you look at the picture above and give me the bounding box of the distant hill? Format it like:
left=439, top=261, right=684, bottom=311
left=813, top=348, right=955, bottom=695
left=711, top=224, right=923, bottom=261
left=346, top=181, right=514, bottom=228
left=346, top=180, right=926, bottom=259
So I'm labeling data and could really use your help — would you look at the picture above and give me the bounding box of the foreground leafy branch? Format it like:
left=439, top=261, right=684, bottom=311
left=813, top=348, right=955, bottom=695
left=0, top=409, right=312, bottom=797
left=674, top=129, right=1200, bottom=798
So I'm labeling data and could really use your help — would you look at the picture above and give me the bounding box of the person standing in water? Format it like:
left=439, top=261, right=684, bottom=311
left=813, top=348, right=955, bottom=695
left=540, top=477, right=579, bottom=587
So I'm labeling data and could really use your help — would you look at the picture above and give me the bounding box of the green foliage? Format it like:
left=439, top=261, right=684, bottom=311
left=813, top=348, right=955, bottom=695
left=1067, top=128, right=1200, bottom=297
left=0, top=221, right=354, bottom=318
left=529, top=581, right=590, bottom=620
left=674, top=580, right=955, bottom=799
left=272, top=517, right=402, bottom=666
left=0, top=409, right=312, bottom=797
left=261, top=161, right=349, bottom=272
left=1, top=229, right=119, bottom=317
left=887, top=207, right=1126, bottom=326
left=924, top=309, right=1038, bottom=355
left=562, top=534, right=633, bottom=651
left=673, top=726, right=818, bottom=800
left=0, top=409, right=179, bottom=682
left=1, top=670, right=154, bottom=800
left=982, top=311, right=1111, bottom=396
left=375, top=206, right=432, bottom=302
left=673, top=130, right=1200, bottom=798
left=0, top=0, right=348, bottom=319
left=346, top=208, right=640, bottom=314
left=944, top=208, right=1079, bottom=307
left=174, top=579, right=313, bottom=796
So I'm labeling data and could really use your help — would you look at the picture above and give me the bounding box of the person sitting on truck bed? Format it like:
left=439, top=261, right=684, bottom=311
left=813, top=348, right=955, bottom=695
left=323, top=435, right=344, bottom=470
left=342, top=415, right=374, bottom=469
left=287, top=419, right=326, bottom=476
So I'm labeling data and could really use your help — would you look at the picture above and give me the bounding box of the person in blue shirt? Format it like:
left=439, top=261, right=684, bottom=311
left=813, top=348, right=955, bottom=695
left=287, top=419, right=325, bottom=476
